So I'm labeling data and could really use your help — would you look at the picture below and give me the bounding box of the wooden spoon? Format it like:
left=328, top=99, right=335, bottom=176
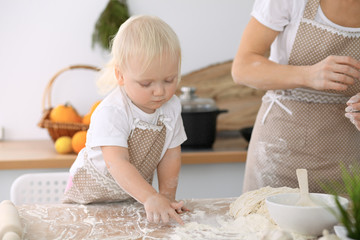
left=296, top=169, right=317, bottom=207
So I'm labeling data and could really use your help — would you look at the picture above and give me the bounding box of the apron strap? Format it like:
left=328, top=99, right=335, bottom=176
left=158, top=115, right=173, bottom=131
left=261, top=91, right=293, bottom=124
left=130, top=118, right=140, bottom=137
left=303, top=0, right=320, bottom=20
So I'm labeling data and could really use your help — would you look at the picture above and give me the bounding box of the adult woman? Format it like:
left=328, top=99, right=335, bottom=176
left=232, top=0, right=360, bottom=193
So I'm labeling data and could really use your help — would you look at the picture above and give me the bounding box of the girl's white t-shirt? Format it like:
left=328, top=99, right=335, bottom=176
left=70, top=86, right=187, bottom=175
left=252, top=0, right=360, bottom=65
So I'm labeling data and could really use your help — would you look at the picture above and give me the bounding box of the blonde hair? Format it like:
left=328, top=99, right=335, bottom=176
left=97, top=15, right=182, bottom=94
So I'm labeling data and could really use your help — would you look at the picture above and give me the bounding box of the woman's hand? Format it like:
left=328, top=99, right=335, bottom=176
left=144, top=193, right=185, bottom=225
left=306, top=56, right=360, bottom=91
left=345, top=93, right=360, bottom=130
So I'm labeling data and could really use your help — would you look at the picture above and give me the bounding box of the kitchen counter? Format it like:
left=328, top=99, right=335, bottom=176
left=16, top=198, right=236, bottom=239
left=15, top=197, right=330, bottom=240
left=0, top=131, right=248, bottom=170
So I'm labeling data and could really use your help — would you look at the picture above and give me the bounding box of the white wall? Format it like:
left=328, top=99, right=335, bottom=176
left=0, top=0, right=253, bottom=141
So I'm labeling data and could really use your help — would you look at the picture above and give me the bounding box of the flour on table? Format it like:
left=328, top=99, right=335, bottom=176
left=170, top=186, right=328, bottom=240
left=260, top=229, right=293, bottom=240
left=171, top=213, right=277, bottom=240
left=171, top=187, right=339, bottom=239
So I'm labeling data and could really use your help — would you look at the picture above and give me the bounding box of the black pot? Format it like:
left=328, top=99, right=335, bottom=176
left=239, top=126, right=253, bottom=142
left=181, top=109, right=228, bottom=148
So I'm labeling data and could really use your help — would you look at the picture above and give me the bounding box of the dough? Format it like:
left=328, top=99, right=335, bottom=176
left=0, top=200, right=22, bottom=240
left=229, top=186, right=299, bottom=221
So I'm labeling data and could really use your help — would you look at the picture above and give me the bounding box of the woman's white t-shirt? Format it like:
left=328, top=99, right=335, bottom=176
left=252, top=0, right=360, bottom=65
left=70, top=86, right=187, bottom=175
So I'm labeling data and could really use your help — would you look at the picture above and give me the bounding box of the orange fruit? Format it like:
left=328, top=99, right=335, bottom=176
left=82, top=100, right=101, bottom=125
left=82, top=114, right=91, bottom=125
left=72, top=130, right=87, bottom=154
left=50, top=103, right=82, bottom=123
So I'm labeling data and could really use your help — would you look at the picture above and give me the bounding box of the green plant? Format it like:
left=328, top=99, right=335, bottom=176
left=92, top=0, right=129, bottom=51
left=322, top=163, right=360, bottom=239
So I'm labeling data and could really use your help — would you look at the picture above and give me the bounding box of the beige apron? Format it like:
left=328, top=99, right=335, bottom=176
left=243, top=0, right=360, bottom=193
left=63, top=116, right=166, bottom=204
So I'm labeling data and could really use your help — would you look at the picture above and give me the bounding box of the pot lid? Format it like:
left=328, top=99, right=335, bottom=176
left=179, top=86, right=217, bottom=112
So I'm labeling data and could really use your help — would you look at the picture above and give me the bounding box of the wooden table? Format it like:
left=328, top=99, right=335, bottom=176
left=0, top=131, right=248, bottom=170
left=15, top=197, right=330, bottom=240
left=17, top=198, right=237, bottom=240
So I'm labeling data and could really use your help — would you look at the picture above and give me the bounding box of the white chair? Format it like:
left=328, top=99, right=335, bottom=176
left=10, top=172, right=69, bottom=205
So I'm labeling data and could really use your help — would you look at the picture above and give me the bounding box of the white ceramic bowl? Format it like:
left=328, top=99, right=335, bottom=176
left=265, top=193, right=348, bottom=237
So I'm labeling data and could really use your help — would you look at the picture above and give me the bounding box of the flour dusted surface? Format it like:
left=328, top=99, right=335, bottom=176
left=17, top=189, right=340, bottom=239
left=170, top=186, right=340, bottom=240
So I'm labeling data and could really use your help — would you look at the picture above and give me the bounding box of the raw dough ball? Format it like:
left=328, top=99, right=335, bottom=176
left=229, top=186, right=299, bottom=220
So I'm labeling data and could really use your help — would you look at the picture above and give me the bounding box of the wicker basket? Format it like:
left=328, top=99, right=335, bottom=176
left=38, top=65, right=101, bottom=142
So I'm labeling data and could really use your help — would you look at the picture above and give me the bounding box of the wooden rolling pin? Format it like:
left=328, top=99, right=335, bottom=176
left=0, top=200, right=22, bottom=240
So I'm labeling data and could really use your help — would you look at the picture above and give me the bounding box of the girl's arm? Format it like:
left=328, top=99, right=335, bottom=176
left=157, top=146, right=181, bottom=202
left=101, top=145, right=184, bottom=225
left=232, top=17, right=360, bottom=91
left=156, top=146, right=188, bottom=213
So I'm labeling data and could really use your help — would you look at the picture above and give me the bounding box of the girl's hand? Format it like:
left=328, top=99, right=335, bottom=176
left=171, top=200, right=189, bottom=214
left=306, top=56, right=360, bottom=91
left=143, top=193, right=184, bottom=225
left=345, top=93, right=360, bottom=131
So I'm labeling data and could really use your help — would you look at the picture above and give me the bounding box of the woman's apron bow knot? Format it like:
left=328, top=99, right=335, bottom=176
left=261, top=90, right=293, bottom=124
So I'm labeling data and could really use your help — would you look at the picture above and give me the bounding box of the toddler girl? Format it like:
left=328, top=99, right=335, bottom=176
left=64, top=15, right=187, bottom=225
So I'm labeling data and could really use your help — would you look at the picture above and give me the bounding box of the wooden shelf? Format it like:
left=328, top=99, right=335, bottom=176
left=0, top=131, right=248, bottom=170
left=182, top=151, right=246, bottom=164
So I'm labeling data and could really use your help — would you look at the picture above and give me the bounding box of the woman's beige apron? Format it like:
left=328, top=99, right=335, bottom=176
left=63, top=117, right=166, bottom=204
left=243, top=0, right=360, bottom=193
